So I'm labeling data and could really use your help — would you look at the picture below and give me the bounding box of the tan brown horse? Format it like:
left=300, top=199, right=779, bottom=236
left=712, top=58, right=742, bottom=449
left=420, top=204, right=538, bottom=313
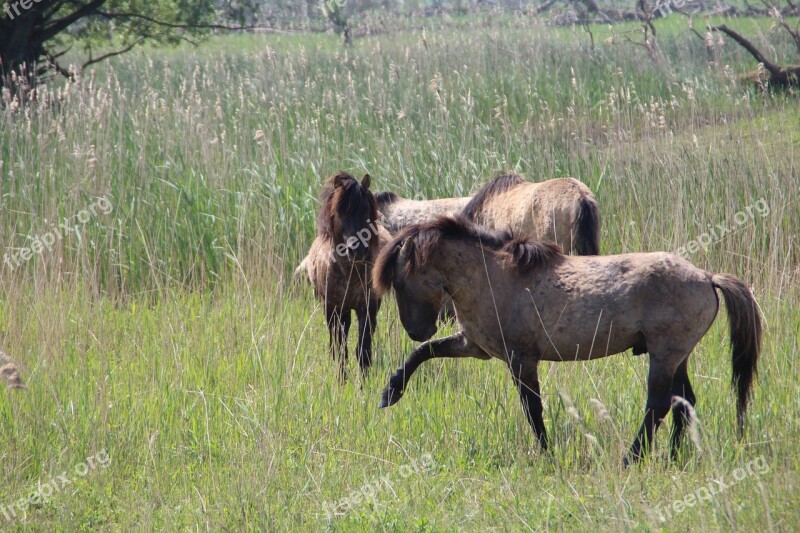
left=305, top=172, right=392, bottom=380
left=462, top=173, right=600, bottom=255
left=373, top=217, right=761, bottom=464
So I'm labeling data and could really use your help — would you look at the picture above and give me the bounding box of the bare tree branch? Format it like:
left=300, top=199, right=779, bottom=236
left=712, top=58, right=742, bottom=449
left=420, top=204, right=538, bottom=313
left=82, top=38, right=145, bottom=70
left=40, top=0, right=108, bottom=42
left=708, top=24, right=782, bottom=76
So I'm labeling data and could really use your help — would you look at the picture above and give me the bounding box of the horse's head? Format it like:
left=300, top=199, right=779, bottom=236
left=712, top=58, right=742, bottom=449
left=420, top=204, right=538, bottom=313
left=374, top=233, right=445, bottom=342
left=321, top=172, right=379, bottom=261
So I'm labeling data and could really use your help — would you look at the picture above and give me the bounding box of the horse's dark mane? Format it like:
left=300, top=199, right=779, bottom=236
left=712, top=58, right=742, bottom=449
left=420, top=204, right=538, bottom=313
left=461, top=173, right=527, bottom=221
left=317, top=172, right=378, bottom=239
left=375, top=191, right=400, bottom=207
left=374, top=216, right=562, bottom=295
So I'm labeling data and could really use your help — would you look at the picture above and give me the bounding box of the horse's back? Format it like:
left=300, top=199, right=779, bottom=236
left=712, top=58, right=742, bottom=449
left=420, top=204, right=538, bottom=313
left=557, top=252, right=714, bottom=304
left=380, top=197, right=471, bottom=234
left=527, top=252, right=717, bottom=360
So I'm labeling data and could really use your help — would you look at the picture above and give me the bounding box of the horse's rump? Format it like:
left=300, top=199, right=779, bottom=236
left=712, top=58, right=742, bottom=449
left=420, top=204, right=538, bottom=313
left=463, top=175, right=600, bottom=255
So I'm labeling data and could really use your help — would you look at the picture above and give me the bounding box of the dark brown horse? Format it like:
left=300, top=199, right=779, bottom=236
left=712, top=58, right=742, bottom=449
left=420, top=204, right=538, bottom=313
left=305, top=172, right=392, bottom=381
left=373, top=217, right=761, bottom=464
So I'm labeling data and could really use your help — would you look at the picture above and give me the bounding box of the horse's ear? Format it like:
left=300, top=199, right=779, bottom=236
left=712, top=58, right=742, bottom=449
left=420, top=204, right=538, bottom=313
left=333, top=174, right=345, bottom=189
left=400, top=237, right=414, bottom=259
left=361, top=173, right=371, bottom=190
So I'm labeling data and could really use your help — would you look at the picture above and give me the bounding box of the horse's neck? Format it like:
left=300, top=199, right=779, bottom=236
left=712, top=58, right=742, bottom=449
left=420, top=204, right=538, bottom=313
left=434, top=241, right=501, bottom=306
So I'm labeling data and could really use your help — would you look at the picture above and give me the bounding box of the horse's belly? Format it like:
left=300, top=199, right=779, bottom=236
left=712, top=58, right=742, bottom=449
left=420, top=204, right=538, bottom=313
left=538, top=326, right=640, bottom=361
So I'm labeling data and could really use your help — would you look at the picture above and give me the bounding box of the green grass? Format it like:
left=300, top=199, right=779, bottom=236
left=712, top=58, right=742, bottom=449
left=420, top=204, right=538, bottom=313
left=0, top=14, right=798, bottom=531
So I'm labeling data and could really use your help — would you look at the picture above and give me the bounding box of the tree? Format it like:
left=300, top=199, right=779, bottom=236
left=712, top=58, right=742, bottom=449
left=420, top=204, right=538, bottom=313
left=710, top=23, right=799, bottom=89
left=0, top=0, right=261, bottom=89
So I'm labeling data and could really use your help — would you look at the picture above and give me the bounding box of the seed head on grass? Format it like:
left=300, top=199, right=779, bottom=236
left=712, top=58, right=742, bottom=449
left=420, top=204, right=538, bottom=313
left=559, top=391, right=582, bottom=422
left=589, top=398, right=611, bottom=422
left=0, top=351, right=24, bottom=389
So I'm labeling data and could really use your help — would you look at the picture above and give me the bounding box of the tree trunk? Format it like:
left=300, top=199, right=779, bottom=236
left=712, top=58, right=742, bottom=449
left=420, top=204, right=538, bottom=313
left=0, top=13, right=47, bottom=92
left=711, top=24, right=800, bottom=89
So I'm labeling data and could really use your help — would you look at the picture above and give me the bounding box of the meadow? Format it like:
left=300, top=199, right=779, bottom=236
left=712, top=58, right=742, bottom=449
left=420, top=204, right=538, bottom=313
left=0, top=12, right=798, bottom=531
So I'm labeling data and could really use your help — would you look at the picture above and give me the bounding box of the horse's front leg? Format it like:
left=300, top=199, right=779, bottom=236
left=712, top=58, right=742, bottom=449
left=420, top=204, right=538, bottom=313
left=356, top=298, right=380, bottom=375
left=379, top=332, right=490, bottom=408
left=508, top=353, right=548, bottom=452
left=326, top=306, right=351, bottom=383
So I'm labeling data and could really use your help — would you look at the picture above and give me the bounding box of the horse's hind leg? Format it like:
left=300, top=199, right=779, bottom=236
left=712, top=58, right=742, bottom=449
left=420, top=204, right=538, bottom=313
left=670, top=358, right=697, bottom=459
left=509, top=354, right=548, bottom=452
left=327, top=307, right=351, bottom=382
left=356, top=299, right=380, bottom=375
left=624, top=359, right=677, bottom=466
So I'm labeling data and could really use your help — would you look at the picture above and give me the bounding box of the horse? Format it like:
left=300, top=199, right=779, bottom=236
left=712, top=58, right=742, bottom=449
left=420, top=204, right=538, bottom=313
left=461, top=173, right=600, bottom=256
left=373, top=216, right=761, bottom=465
left=295, top=173, right=600, bottom=283
left=304, top=172, right=392, bottom=381
left=374, top=191, right=471, bottom=234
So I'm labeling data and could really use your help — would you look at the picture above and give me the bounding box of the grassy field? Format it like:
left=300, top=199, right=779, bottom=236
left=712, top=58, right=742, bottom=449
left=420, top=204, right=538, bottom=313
left=0, top=13, right=798, bottom=531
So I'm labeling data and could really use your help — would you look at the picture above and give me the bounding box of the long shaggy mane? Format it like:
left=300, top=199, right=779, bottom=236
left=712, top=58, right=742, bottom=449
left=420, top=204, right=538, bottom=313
left=461, top=173, right=527, bottom=222
left=373, top=216, right=561, bottom=296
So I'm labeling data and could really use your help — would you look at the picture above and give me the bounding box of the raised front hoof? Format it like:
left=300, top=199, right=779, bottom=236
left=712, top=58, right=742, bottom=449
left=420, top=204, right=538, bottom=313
left=379, top=385, right=404, bottom=408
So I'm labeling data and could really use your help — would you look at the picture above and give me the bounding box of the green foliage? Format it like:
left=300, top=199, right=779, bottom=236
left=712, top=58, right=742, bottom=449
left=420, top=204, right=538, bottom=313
left=0, top=0, right=264, bottom=85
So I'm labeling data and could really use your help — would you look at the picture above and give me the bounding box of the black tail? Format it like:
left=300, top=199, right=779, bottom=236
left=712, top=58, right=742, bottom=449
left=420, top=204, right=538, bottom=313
left=571, top=194, right=601, bottom=255
left=711, top=274, right=762, bottom=435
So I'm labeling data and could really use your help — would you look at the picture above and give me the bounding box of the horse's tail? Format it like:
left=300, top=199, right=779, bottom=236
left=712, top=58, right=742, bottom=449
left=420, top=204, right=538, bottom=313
left=571, top=192, right=601, bottom=255
left=711, top=273, right=762, bottom=435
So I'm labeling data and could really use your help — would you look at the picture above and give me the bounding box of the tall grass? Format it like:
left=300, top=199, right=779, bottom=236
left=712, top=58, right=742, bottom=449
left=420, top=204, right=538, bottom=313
left=0, top=14, right=797, bottom=530
left=0, top=16, right=796, bottom=295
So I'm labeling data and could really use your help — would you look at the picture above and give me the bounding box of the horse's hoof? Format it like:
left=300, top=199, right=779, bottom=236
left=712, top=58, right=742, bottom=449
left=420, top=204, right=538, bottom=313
left=379, top=385, right=403, bottom=408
